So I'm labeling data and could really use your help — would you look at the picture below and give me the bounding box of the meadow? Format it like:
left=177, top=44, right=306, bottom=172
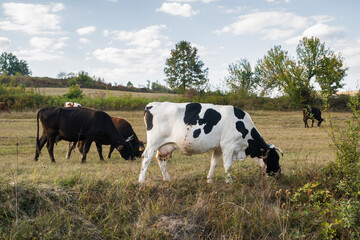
left=0, top=109, right=356, bottom=239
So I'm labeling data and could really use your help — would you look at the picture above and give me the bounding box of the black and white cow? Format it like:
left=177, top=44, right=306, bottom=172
left=138, top=102, right=283, bottom=183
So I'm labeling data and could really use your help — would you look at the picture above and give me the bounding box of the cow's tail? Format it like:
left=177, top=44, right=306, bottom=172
left=36, top=109, right=41, bottom=154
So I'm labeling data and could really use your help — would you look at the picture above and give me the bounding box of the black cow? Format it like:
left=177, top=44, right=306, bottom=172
left=303, top=106, right=324, bottom=128
left=34, top=107, right=136, bottom=163
left=66, top=116, right=144, bottom=160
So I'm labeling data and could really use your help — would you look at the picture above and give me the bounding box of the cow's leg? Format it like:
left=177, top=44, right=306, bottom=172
left=96, top=142, right=104, bottom=161
left=81, top=140, right=93, bottom=163
left=156, top=152, right=170, bottom=181
left=207, top=150, right=221, bottom=183
left=34, top=134, right=47, bottom=161
left=78, top=141, right=85, bottom=158
left=107, top=145, right=115, bottom=159
left=66, top=141, right=76, bottom=159
left=138, top=145, right=158, bottom=183
left=46, top=136, right=56, bottom=163
left=222, top=150, right=234, bottom=183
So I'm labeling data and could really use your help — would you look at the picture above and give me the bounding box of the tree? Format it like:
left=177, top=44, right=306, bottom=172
left=69, top=71, right=93, bottom=87
left=126, top=81, right=134, bottom=88
left=164, top=40, right=208, bottom=93
left=255, top=37, right=348, bottom=103
left=297, top=36, right=347, bottom=96
left=0, top=52, right=31, bottom=76
left=225, top=58, right=258, bottom=94
left=255, top=45, right=312, bottom=102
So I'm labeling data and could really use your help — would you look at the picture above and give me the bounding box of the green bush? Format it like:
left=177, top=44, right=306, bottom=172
left=290, top=96, right=360, bottom=239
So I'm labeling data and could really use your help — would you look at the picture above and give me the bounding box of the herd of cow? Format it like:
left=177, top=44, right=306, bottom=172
left=1, top=100, right=323, bottom=183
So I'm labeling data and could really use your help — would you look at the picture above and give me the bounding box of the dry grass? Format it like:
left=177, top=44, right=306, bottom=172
left=0, top=109, right=352, bottom=239
left=31, top=87, right=179, bottom=99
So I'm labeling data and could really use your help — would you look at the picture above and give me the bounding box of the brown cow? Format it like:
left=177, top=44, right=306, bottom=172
left=66, top=116, right=145, bottom=160
left=0, top=102, right=10, bottom=113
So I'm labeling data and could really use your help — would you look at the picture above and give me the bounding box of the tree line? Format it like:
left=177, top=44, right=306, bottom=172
left=0, top=36, right=350, bottom=106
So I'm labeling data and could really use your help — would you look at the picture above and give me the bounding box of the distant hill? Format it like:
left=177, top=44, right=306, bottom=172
left=0, top=75, right=161, bottom=93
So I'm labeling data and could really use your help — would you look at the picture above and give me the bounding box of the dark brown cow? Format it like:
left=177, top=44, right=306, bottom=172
left=34, top=107, right=135, bottom=163
left=66, top=116, right=144, bottom=160
left=303, top=106, right=324, bottom=128
left=0, top=102, right=10, bottom=113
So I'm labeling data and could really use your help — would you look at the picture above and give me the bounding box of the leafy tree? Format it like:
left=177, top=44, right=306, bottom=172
left=225, top=58, right=258, bottom=94
left=64, top=84, right=83, bottom=99
left=126, top=81, right=134, bottom=88
left=151, top=80, right=169, bottom=93
left=255, top=45, right=313, bottom=103
left=255, top=37, right=348, bottom=103
left=297, top=36, right=348, bottom=96
left=69, top=71, right=93, bottom=88
left=0, top=52, right=31, bottom=76
left=164, top=40, right=208, bottom=93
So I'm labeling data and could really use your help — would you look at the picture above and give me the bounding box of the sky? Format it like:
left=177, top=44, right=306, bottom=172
left=0, top=0, right=359, bottom=91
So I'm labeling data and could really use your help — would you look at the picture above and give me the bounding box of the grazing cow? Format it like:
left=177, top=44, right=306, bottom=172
left=34, top=107, right=136, bottom=163
left=64, top=102, right=81, bottom=107
left=138, top=102, right=283, bottom=184
left=0, top=102, right=10, bottom=113
left=303, top=106, right=324, bottom=128
left=66, top=116, right=145, bottom=160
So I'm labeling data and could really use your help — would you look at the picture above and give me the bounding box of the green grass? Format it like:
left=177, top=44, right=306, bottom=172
left=0, top=109, right=353, bottom=239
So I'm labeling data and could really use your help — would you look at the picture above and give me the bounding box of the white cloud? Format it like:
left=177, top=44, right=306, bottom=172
left=108, top=25, right=167, bottom=48
left=76, top=26, right=96, bottom=35
left=286, top=23, right=345, bottom=45
left=156, top=2, right=199, bottom=17
left=168, top=0, right=216, bottom=3
left=15, top=49, right=62, bottom=61
left=0, top=37, right=10, bottom=51
left=17, top=37, right=68, bottom=61
left=92, top=25, right=171, bottom=83
left=303, top=23, right=345, bottom=41
left=79, top=38, right=90, bottom=44
left=0, top=3, right=64, bottom=34
left=214, top=11, right=309, bottom=40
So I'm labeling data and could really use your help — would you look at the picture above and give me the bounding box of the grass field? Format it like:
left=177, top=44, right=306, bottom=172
left=0, top=109, right=353, bottom=239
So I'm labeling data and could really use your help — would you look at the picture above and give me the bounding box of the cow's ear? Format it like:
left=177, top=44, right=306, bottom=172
left=117, top=145, right=124, bottom=151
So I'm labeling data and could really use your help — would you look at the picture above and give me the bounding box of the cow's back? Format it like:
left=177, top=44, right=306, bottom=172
left=145, top=102, right=256, bottom=155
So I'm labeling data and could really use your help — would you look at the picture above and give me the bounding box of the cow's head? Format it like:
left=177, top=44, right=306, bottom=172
left=116, top=135, right=136, bottom=161
left=263, top=144, right=283, bottom=176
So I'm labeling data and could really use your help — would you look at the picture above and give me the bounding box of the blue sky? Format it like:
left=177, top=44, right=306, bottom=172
left=0, top=0, right=359, bottom=91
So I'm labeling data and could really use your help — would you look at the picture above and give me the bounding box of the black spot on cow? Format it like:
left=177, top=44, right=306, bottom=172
left=145, top=107, right=153, bottom=131
left=234, top=107, right=245, bottom=119
left=193, top=129, right=201, bottom=138
left=184, top=103, right=201, bottom=125
left=245, top=128, right=267, bottom=158
left=198, top=108, right=222, bottom=134
left=235, top=121, right=248, bottom=139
